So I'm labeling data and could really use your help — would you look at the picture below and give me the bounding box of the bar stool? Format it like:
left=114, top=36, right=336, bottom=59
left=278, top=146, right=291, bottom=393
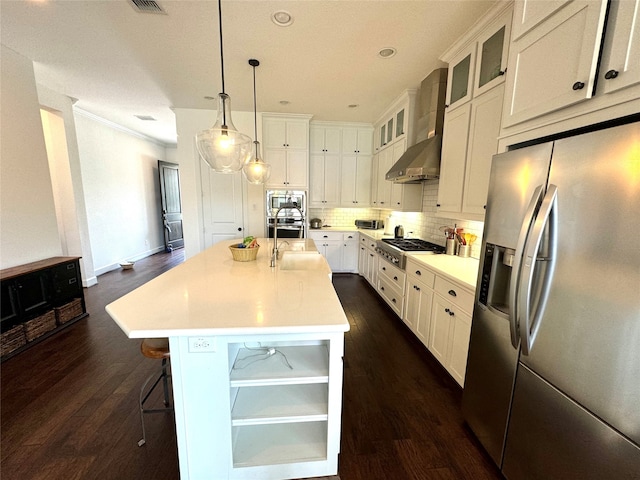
left=138, top=338, right=173, bottom=447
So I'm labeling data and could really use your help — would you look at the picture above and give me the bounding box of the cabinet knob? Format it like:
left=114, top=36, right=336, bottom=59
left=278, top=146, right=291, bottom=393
left=604, top=69, right=619, bottom=80
left=237, top=227, right=242, bottom=231
left=416, top=270, right=421, bottom=275
left=448, top=289, right=457, bottom=297
left=393, top=276, right=398, bottom=281
left=572, top=81, right=585, bottom=90
left=498, top=69, right=506, bottom=76
left=415, top=286, right=420, bottom=291
left=392, top=298, right=396, bottom=303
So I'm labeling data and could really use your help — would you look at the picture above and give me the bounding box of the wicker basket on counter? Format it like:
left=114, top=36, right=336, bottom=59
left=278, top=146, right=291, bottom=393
left=55, top=298, right=83, bottom=325
left=24, top=310, right=56, bottom=342
left=229, top=245, right=260, bottom=262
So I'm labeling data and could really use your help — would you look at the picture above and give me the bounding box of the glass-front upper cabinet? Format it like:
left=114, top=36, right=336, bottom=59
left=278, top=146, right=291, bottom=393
left=380, top=124, right=386, bottom=148
left=395, top=109, right=405, bottom=137
left=446, top=45, right=477, bottom=111
left=386, top=118, right=393, bottom=144
left=474, top=9, right=512, bottom=97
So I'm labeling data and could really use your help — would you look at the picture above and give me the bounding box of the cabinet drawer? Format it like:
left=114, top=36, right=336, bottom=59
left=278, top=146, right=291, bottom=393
left=342, top=232, right=358, bottom=242
left=378, top=259, right=406, bottom=293
left=434, top=276, right=474, bottom=313
left=309, top=231, right=343, bottom=242
left=406, top=259, right=435, bottom=287
left=360, top=235, right=377, bottom=249
left=378, top=276, right=403, bottom=317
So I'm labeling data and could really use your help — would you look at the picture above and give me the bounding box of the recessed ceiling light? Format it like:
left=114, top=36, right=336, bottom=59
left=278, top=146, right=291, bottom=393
left=135, top=115, right=157, bottom=121
left=348, top=104, right=359, bottom=109
left=378, top=47, right=397, bottom=59
left=272, top=10, right=293, bottom=27
left=279, top=100, right=290, bottom=105
left=204, top=96, right=216, bottom=100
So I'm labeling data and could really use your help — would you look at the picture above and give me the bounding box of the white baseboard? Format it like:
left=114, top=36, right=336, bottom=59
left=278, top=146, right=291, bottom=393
left=93, top=246, right=165, bottom=277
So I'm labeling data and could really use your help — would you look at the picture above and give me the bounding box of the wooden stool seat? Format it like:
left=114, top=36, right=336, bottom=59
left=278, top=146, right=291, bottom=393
left=141, top=338, right=170, bottom=359
left=138, top=338, right=172, bottom=447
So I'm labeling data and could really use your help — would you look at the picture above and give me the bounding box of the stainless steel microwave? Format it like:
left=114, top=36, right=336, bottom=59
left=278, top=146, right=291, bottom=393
left=266, top=190, right=306, bottom=216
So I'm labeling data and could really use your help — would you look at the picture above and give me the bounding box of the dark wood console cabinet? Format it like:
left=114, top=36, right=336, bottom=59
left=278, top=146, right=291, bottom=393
left=1, top=257, right=87, bottom=360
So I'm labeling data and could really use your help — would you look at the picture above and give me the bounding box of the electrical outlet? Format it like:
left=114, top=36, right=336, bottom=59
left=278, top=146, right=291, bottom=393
left=188, top=336, right=216, bottom=353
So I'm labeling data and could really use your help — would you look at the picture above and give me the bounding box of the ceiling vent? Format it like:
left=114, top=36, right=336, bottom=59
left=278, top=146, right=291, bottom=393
left=128, top=0, right=167, bottom=15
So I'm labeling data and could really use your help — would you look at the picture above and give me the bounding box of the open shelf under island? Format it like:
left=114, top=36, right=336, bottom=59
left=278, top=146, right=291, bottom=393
left=106, top=239, right=349, bottom=480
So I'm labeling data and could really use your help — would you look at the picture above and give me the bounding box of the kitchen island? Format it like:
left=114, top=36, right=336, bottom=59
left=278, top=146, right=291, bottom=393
left=106, top=239, right=349, bottom=480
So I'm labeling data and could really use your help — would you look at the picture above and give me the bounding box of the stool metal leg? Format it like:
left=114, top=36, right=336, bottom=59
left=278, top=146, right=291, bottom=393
left=138, top=358, right=173, bottom=447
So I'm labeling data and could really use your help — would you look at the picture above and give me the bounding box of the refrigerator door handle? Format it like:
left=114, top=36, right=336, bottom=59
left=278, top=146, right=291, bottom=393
left=518, top=185, right=558, bottom=356
left=509, top=185, right=544, bottom=349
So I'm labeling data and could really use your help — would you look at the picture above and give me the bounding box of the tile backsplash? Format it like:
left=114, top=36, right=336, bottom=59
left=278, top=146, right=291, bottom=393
left=308, top=181, right=484, bottom=259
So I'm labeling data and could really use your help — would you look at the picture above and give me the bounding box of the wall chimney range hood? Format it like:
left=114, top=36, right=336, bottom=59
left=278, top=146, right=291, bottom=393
left=386, top=68, right=447, bottom=183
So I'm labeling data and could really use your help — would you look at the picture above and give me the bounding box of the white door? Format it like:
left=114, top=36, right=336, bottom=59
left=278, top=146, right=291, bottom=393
left=201, top=162, right=244, bottom=248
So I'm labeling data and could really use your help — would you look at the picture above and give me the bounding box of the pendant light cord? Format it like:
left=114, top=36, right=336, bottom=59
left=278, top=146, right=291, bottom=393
left=253, top=63, right=258, bottom=157
left=217, top=0, right=225, bottom=94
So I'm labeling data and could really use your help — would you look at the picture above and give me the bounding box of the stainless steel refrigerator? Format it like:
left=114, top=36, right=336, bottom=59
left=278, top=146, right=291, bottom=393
left=462, top=120, right=640, bottom=479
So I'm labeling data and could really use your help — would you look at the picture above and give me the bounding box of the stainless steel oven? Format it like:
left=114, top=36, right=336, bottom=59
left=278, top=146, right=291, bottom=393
left=266, top=190, right=306, bottom=238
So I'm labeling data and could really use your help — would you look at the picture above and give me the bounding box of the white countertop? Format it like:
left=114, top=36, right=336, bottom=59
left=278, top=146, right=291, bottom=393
left=106, top=238, right=350, bottom=338
left=407, top=253, right=480, bottom=290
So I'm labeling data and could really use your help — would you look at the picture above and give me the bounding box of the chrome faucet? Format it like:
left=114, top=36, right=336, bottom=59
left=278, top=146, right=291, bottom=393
left=270, top=203, right=304, bottom=267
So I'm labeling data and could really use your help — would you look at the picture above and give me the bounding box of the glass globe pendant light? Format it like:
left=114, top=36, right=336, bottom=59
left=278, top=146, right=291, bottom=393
left=243, top=59, right=271, bottom=184
left=196, top=0, right=252, bottom=173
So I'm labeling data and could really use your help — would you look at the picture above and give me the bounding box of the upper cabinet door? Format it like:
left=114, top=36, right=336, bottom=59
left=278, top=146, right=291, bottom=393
left=511, top=0, right=569, bottom=40
left=446, top=44, right=477, bottom=111
left=502, top=0, right=608, bottom=127
left=598, top=0, right=640, bottom=95
left=285, top=120, right=309, bottom=150
left=474, top=9, right=512, bottom=97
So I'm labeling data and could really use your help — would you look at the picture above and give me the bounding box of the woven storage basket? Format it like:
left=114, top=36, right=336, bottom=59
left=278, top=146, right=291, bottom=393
left=1, top=324, right=26, bottom=357
left=229, top=245, right=259, bottom=262
left=55, top=298, right=83, bottom=325
left=24, top=310, right=56, bottom=342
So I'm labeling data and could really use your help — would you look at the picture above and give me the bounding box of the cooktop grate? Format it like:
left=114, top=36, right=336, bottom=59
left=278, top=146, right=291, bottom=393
left=381, top=238, right=445, bottom=252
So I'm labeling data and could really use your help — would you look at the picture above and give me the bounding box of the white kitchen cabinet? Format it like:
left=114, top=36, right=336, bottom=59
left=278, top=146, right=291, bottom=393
left=403, top=259, right=436, bottom=347
left=310, top=125, right=341, bottom=154
left=264, top=115, right=309, bottom=150
left=377, top=259, right=406, bottom=317
left=474, top=9, right=512, bottom=97
left=373, top=148, right=393, bottom=208
left=358, top=235, right=378, bottom=287
left=438, top=84, right=505, bottom=220
left=428, top=276, right=474, bottom=386
left=598, top=0, right=640, bottom=95
left=510, top=0, right=568, bottom=40
left=502, top=0, right=608, bottom=127
left=342, top=127, right=373, bottom=156
left=263, top=114, right=311, bottom=189
left=308, top=231, right=358, bottom=273
left=438, top=3, right=511, bottom=221
left=373, top=90, right=417, bottom=153
left=341, top=154, right=372, bottom=207
left=498, top=0, right=640, bottom=148
left=438, top=103, right=472, bottom=214
left=340, top=126, right=373, bottom=207
left=445, top=45, right=477, bottom=111
left=309, top=153, right=341, bottom=208
left=265, top=149, right=309, bottom=189
left=342, top=233, right=359, bottom=273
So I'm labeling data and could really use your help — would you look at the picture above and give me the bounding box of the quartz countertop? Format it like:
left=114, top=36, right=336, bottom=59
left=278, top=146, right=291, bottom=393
left=406, top=253, right=480, bottom=290
left=106, top=238, right=350, bottom=338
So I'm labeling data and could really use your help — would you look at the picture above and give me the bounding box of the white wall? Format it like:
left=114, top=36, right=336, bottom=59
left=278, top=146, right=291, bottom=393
left=174, top=108, right=264, bottom=259
left=38, top=84, right=97, bottom=286
left=74, top=111, right=166, bottom=275
left=0, top=45, right=62, bottom=268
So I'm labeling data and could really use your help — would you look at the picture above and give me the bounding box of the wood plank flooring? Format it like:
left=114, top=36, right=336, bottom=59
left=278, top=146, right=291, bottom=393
left=1, top=251, right=501, bottom=480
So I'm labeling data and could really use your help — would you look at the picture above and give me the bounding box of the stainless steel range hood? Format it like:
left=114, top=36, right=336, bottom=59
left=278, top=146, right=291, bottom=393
left=386, top=68, right=447, bottom=183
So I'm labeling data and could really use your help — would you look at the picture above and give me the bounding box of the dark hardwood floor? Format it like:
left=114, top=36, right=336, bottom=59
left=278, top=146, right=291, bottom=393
left=1, top=251, right=501, bottom=480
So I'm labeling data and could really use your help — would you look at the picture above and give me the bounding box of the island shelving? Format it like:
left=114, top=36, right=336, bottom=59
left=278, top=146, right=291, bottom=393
left=106, top=239, right=349, bottom=479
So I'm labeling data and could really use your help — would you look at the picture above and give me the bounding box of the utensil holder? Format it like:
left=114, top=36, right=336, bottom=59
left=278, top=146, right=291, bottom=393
left=446, top=238, right=456, bottom=255
left=458, top=244, right=471, bottom=258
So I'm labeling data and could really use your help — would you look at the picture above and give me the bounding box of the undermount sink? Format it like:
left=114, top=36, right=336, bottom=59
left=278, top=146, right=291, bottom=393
left=278, top=251, right=332, bottom=276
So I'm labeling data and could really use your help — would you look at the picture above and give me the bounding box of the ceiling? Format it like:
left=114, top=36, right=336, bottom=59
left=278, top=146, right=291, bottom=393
left=1, top=0, right=498, bottom=146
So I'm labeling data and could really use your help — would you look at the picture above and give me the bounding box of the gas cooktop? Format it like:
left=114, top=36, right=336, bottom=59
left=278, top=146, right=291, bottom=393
left=381, top=238, right=445, bottom=253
